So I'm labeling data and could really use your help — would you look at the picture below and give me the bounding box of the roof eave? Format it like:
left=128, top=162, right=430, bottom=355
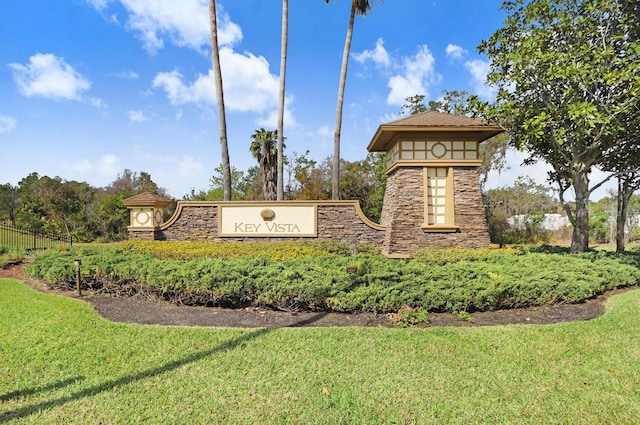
left=123, top=192, right=172, bottom=208
left=367, top=125, right=504, bottom=152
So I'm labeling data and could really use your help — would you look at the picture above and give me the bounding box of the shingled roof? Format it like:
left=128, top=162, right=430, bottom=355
left=123, top=192, right=172, bottom=208
left=368, top=111, right=504, bottom=152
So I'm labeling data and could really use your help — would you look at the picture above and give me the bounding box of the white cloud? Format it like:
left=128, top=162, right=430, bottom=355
left=308, top=124, right=333, bottom=151
left=317, top=125, right=333, bottom=138
left=151, top=71, right=187, bottom=102
left=67, top=159, right=93, bottom=173
left=89, top=1, right=295, bottom=126
left=89, top=0, right=242, bottom=53
left=89, top=97, right=107, bottom=108
left=153, top=47, right=284, bottom=119
left=85, top=0, right=110, bottom=9
left=379, top=112, right=401, bottom=124
left=128, top=109, right=149, bottom=122
left=351, top=41, right=441, bottom=108
left=256, top=102, right=296, bottom=129
left=386, top=45, right=441, bottom=107
left=352, top=38, right=391, bottom=68
left=64, top=154, right=120, bottom=180
left=256, top=109, right=282, bottom=128
left=178, top=155, right=203, bottom=176
left=96, top=154, right=121, bottom=177
left=464, top=59, right=497, bottom=100
left=0, top=114, right=17, bottom=133
left=445, top=43, right=467, bottom=60
left=8, top=53, right=92, bottom=101
left=112, top=70, right=140, bottom=79
left=217, top=47, right=279, bottom=113
left=133, top=145, right=174, bottom=163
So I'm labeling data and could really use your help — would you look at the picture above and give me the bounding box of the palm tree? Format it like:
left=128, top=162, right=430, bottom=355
left=326, top=0, right=373, bottom=200
left=208, top=0, right=232, bottom=201
left=250, top=128, right=280, bottom=201
left=277, top=0, right=289, bottom=201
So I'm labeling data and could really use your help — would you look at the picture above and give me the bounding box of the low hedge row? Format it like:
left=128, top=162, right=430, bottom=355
left=123, top=240, right=379, bottom=261
left=25, top=243, right=640, bottom=313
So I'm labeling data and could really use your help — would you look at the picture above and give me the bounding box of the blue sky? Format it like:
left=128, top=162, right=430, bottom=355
left=0, top=0, right=613, bottom=200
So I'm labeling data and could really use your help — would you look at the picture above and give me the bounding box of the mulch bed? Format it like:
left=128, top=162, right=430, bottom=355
left=3, top=261, right=629, bottom=329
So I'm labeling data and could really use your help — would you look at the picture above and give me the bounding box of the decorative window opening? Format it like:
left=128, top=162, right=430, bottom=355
left=423, top=167, right=457, bottom=232
left=386, top=140, right=478, bottom=168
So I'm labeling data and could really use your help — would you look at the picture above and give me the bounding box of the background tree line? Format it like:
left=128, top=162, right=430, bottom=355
left=0, top=170, right=171, bottom=242
left=0, top=148, right=387, bottom=242
left=185, top=149, right=387, bottom=224
left=4, top=160, right=640, bottom=246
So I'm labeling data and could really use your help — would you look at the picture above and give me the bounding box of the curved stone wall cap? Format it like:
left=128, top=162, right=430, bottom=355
left=368, top=111, right=504, bottom=152
left=123, top=192, right=172, bottom=208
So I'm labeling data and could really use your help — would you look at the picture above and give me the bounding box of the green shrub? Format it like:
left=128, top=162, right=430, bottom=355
left=24, top=244, right=640, bottom=314
left=412, top=246, right=522, bottom=265
left=122, top=240, right=378, bottom=261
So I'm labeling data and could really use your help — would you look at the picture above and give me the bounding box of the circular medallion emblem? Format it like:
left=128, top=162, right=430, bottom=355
left=431, top=142, right=447, bottom=158
left=135, top=211, right=150, bottom=226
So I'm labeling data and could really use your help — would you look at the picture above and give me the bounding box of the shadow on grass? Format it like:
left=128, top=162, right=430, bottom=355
left=0, top=312, right=327, bottom=423
left=0, top=377, right=85, bottom=402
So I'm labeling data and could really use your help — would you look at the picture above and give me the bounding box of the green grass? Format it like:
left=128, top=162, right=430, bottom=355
left=1, top=278, right=639, bottom=424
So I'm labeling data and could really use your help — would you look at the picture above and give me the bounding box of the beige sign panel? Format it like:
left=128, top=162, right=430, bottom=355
left=219, top=205, right=317, bottom=237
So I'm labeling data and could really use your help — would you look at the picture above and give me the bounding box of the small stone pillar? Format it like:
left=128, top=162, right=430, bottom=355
left=368, top=111, right=504, bottom=257
left=123, top=193, right=172, bottom=240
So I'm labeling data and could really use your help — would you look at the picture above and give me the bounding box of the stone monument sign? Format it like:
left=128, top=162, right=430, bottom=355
left=125, top=111, right=504, bottom=257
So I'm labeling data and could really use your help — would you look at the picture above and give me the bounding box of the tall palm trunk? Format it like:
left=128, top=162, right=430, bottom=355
left=208, top=0, right=232, bottom=201
left=332, top=2, right=357, bottom=200
left=259, top=142, right=277, bottom=201
left=264, top=153, right=277, bottom=201
left=250, top=129, right=278, bottom=201
left=277, top=0, right=288, bottom=201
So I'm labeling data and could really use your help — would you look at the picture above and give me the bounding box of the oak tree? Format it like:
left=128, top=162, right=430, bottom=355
left=480, top=0, right=640, bottom=252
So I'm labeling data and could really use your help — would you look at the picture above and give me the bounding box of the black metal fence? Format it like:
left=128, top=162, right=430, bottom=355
left=0, top=222, right=72, bottom=251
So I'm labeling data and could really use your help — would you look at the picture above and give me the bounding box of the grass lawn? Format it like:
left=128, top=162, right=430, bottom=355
left=1, top=278, right=639, bottom=424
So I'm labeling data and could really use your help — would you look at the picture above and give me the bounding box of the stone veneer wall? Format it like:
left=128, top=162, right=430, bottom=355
left=379, top=166, right=490, bottom=256
left=129, top=201, right=385, bottom=247
left=452, top=168, right=492, bottom=247
left=129, top=168, right=490, bottom=256
left=380, top=167, right=424, bottom=255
